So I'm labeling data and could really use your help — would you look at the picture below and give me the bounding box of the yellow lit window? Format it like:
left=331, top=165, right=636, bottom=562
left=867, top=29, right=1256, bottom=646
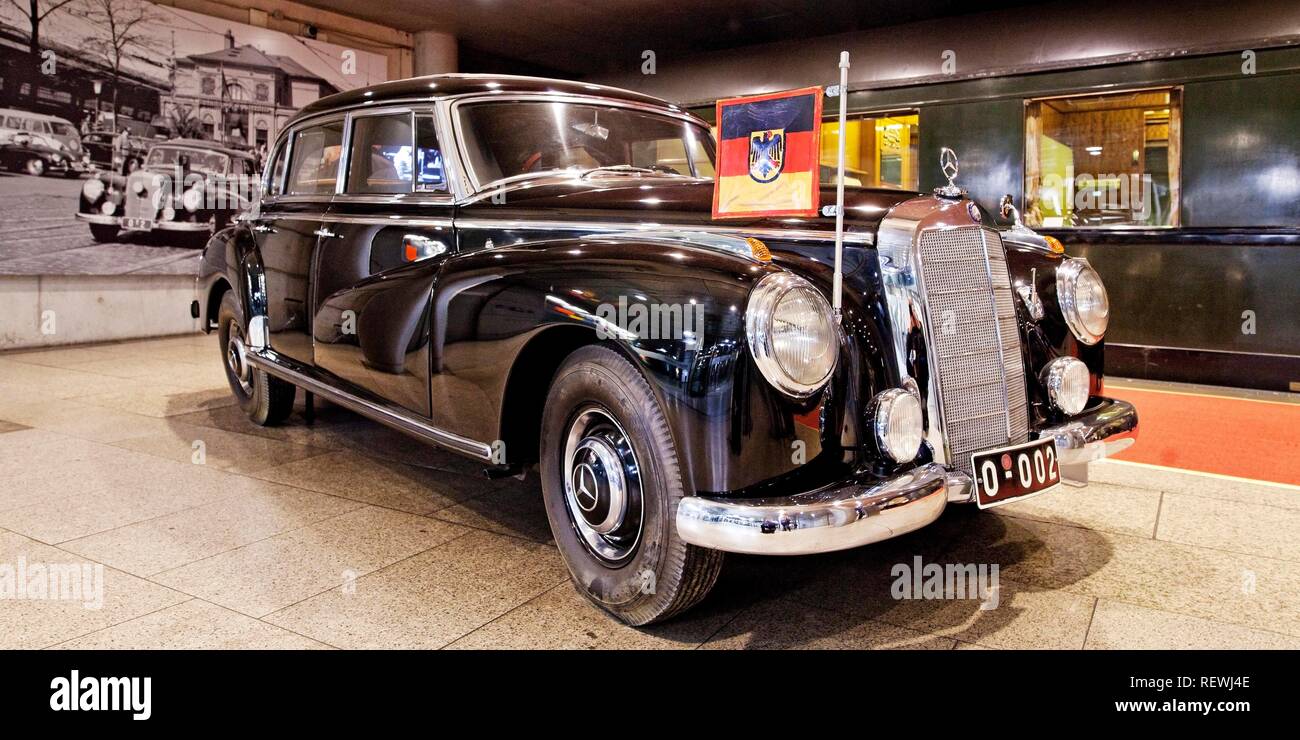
left=1024, top=89, right=1181, bottom=228
left=819, top=112, right=919, bottom=190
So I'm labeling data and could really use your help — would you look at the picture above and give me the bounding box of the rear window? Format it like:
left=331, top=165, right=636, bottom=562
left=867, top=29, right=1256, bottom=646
left=286, top=121, right=344, bottom=196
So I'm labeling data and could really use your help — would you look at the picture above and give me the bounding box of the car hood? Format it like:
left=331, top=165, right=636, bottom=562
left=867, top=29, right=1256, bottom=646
left=461, top=175, right=916, bottom=239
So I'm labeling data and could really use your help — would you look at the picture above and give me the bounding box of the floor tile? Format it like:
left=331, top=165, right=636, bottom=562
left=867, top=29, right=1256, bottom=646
left=266, top=529, right=567, bottom=649
left=1084, top=599, right=1300, bottom=649
left=52, top=599, right=332, bottom=650
left=60, top=482, right=364, bottom=576
left=995, top=481, right=1163, bottom=539
left=151, top=506, right=465, bottom=617
left=449, top=581, right=740, bottom=650
left=1156, top=491, right=1300, bottom=562
left=702, top=599, right=954, bottom=650
left=0, top=531, right=188, bottom=649
left=111, top=422, right=331, bottom=475
left=252, top=450, right=484, bottom=515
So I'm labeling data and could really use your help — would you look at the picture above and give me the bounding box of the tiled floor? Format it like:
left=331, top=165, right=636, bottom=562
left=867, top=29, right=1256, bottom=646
left=2, top=334, right=1299, bottom=650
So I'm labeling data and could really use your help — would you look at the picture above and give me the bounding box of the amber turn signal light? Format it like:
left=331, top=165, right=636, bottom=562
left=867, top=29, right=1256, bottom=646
left=745, top=236, right=772, bottom=262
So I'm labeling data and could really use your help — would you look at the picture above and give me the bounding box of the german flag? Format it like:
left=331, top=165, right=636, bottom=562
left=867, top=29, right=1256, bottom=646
left=712, top=86, right=822, bottom=219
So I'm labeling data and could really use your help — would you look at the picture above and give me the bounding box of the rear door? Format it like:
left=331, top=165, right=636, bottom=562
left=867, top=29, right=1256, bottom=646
left=253, top=117, right=343, bottom=365
left=311, top=108, right=455, bottom=417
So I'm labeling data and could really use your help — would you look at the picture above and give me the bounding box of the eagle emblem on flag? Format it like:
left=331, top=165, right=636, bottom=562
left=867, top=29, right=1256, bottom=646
left=748, top=129, right=785, bottom=183
left=712, top=86, right=822, bottom=219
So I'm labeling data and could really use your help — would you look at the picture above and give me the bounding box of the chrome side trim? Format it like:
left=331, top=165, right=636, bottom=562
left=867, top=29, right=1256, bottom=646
left=676, top=462, right=948, bottom=555
left=245, top=349, right=493, bottom=461
left=454, top=217, right=874, bottom=245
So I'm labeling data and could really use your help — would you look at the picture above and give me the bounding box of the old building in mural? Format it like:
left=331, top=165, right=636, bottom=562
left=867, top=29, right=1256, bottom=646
left=162, top=31, right=338, bottom=152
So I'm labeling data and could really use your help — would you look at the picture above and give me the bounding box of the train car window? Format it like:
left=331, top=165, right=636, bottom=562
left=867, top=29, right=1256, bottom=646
left=347, top=113, right=414, bottom=194
left=819, top=111, right=919, bottom=189
left=1024, top=88, right=1181, bottom=228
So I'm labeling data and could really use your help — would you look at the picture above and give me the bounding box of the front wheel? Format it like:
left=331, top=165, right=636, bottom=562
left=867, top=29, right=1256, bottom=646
left=217, top=290, right=295, bottom=426
left=24, top=158, right=45, bottom=176
left=540, top=344, right=723, bottom=625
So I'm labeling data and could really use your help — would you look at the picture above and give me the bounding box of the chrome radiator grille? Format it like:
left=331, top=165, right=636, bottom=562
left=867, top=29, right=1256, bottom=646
left=124, top=190, right=157, bottom=220
left=917, top=226, right=1029, bottom=473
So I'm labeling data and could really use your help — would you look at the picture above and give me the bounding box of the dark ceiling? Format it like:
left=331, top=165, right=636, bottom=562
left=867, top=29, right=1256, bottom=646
left=298, top=0, right=1040, bottom=76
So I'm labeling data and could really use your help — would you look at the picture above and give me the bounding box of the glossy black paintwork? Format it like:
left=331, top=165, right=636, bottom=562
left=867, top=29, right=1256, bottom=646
left=196, top=66, right=1104, bottom=497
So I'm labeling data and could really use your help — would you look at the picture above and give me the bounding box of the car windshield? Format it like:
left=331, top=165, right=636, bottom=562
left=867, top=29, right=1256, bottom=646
left=457, top=100, right=716, bottom=187
left=50, top=122, right=76, bottom=137
left=145, top=146, right=228, bottom=175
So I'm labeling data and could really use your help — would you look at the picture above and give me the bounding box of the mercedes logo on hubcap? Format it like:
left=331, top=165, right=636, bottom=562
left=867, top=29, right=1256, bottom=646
left=573, top=460, right=600, bottom=512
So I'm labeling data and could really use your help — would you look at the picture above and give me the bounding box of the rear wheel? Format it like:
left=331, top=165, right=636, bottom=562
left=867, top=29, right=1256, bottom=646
left=540, top=344, right=723, bottom=625
left=24, top=158, right=45, bottom=176
left=88, top=223, right=118, bottom=242
left=217, top=290, right=294, bottom=426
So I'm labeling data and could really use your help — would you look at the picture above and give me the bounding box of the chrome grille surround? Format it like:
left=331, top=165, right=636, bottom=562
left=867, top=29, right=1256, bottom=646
left=876, top=197, right=1029, bottom=475
left=123, top=175, right=158, bottom=221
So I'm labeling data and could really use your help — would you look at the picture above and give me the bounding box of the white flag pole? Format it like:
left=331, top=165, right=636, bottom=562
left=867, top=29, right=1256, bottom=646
left=832, top=51, right=850, bottom=324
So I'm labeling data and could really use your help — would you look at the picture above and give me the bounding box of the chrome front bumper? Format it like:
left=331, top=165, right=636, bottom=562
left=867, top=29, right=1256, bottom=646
left=75, top=212, right=212, bottom=231
left=676, top=397, right=1138, bottom=555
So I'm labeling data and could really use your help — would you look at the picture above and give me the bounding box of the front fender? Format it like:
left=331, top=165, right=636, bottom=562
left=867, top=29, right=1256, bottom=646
left=435, top=235, right=850, bottom=493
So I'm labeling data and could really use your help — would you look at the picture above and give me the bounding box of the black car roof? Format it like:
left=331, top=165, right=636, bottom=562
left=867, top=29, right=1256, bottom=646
left=290, top=73, right=684, bottom=127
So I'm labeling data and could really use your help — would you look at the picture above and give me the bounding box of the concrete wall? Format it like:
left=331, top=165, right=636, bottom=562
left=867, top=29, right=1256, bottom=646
left=0, top=275, right=200, bottom=350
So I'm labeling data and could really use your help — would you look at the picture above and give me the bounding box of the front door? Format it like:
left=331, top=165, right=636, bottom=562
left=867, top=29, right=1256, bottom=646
left=256, top=118, right=344, bottom=365
left=310, top=109, right=455, bottom=417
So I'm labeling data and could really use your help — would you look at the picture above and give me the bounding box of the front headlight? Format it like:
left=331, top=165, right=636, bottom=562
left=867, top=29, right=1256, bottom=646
left=746, top=273, right=838, bottom=397
left=1056, top=258, right=1109, bottom=344
left=82, top=178, right=105, bottom=201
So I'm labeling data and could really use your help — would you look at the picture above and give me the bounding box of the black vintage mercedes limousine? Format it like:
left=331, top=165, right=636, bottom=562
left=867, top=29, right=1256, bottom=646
left=194, top=73, right=1138, bottom=625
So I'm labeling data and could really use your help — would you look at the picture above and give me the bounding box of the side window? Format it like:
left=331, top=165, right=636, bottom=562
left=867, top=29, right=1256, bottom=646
left=346, top=113, right=413, bottom=194
left=414, top=114, right=446, bottom=193
left=286, top=121, right=343, bottom=196
left=1024, top=88, right=1180, bottom=228
left=267, top=142, right=289, bottom=196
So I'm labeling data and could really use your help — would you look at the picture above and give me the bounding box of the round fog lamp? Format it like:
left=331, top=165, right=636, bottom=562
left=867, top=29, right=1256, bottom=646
left=100, top=201, right=116, bottom=216
left=873, top=388, right=923, bottom=463
left=162, top=206, right=176, bottom=221
left=1043, top=357, right=1090, bottom=416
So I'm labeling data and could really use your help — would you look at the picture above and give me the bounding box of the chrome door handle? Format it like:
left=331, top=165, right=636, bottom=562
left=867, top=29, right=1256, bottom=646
left=402, top=234, right=448, bottom=262
left=313, top=227, right=339, bottom=239
left=252, top=224, right=274, bottom=233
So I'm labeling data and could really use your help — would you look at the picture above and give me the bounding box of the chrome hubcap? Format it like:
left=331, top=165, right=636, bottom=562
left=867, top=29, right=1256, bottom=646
left=563, top=407, right=643, bottom=563
left=226, top=326, right=252, bottom=394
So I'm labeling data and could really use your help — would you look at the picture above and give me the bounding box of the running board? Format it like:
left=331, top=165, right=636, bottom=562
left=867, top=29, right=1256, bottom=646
left=245, top=350, right=494, bottom=461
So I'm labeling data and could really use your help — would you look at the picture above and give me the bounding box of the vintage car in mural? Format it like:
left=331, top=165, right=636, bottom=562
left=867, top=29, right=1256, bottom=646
left=76, top=139, right=259, bottom=247
left=193, top=74, right=1138, bottom=625
left=0, top=132, right=87, bottom=177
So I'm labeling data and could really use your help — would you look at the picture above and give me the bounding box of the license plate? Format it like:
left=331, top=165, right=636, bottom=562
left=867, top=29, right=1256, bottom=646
left=122, top=217, right=154, bottom=232
left=971, top=438, right=1061, bottom=509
